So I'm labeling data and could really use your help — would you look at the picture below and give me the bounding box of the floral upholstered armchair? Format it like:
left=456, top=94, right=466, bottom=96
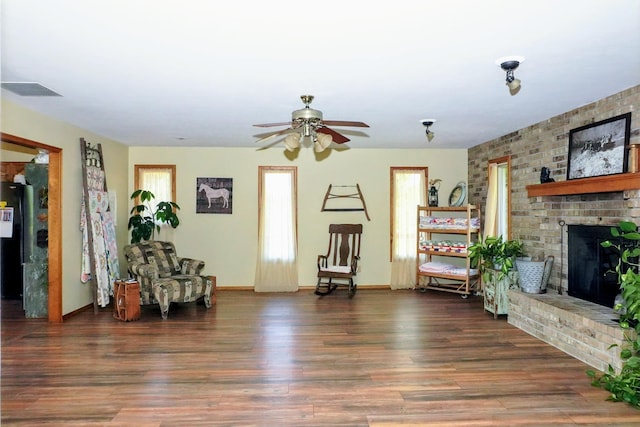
left=123, top=241, right=216, bottom=319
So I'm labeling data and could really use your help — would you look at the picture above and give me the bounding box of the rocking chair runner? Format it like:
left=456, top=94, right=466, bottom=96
left=316, top=224, right=363, bottom=298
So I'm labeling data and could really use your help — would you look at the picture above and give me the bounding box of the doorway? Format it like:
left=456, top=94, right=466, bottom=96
left=1, top=133, right=62, bottom=322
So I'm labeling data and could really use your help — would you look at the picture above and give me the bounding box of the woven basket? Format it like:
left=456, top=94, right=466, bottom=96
left=516, top=256, right=554, bottom=294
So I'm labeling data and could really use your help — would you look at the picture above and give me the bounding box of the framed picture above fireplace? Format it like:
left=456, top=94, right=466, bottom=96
left=567, top=112, right=631, bottom=180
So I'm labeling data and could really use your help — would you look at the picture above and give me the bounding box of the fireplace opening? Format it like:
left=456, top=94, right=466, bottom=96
left=568, top=225, right=620, bottom=308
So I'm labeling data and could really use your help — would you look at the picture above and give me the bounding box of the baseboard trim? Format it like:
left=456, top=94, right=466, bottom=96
left=63, top=302, right=101, bottom=321
left=219, top=284, right=393, bottom=291
left=62, top=285, right=394, bottom=319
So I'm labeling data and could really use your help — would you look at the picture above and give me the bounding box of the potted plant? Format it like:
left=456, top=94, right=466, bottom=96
left=469, top=235, right=525, bottom=282
left=127, top=189, right=181, bottom=243
left=587, top=220, right=640, bottom=408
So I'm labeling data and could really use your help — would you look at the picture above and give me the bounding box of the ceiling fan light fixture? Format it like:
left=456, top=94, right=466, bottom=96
left=254, top=95, right=368, bottom=151
left=283, top=133, right=301, bottom=151
left=314, top=132, right=333, bottom=152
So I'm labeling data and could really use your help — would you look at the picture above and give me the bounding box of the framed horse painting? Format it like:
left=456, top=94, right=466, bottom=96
left=196, top=177, right=232, bottom=214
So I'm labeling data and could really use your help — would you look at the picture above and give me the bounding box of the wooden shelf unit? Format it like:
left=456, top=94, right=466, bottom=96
left=526, top=172, right=640, bottom=197
left=416, top=205, right=481, bottom=297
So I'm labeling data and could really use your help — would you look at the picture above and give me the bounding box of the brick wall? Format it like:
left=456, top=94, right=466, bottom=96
left=468, top=85, right=640, bottom=294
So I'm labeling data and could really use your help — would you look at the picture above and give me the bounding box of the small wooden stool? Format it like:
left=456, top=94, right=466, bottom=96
left=113, top=280, right=141, bottom=321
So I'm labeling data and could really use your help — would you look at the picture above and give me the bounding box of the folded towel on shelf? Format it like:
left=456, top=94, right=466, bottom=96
left=419, top=262, right=478, bottom=276
left=418, top=261, right=453, bottom=273
left=447, top=267, right=479, bottom=276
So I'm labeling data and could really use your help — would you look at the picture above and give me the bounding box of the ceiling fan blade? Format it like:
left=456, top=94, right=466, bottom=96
left=253, top=122, right=292, bottom=128
left=256, top=140, right=281, bottom=150
left=317, top=127, right=350, bottom=144
left=255, top=127, right=293, bottom=143
left=322, top=120, right=369, bottom=128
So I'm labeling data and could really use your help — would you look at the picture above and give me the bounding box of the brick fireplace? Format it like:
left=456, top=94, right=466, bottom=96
left=507, top=290, right=625, bottom=372
left=467, top=85, right=639, bottom=371
left=468, top=86, right=638, bottom=297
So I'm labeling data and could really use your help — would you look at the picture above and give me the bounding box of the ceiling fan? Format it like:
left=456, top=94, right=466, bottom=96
left=253, top=95, right=369, bottom=152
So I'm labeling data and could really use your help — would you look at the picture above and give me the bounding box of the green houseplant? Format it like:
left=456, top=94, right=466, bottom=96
left=127, top=189, right=181, bottom=243
left=469, top=235, right=526, bottom=281
left=587, top=220, right=640, bottom=408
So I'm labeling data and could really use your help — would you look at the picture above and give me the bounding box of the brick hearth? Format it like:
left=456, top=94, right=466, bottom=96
left=508, top=290, right=629, bottom=372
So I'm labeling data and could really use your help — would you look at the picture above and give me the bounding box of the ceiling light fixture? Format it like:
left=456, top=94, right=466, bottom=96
left=314, top=132, right=333, bottom=152
left=283, top=132, right=302, bottom=152
left=496, top=56, right=524, bottom=95
left=282, top=130, right=334, bottom=153
left=421, top=119, right=436, bottom=142
left=254, top=95, right=367, bottom=152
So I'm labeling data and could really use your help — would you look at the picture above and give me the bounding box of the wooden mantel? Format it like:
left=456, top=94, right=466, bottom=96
left=526, top=172, right=640, bottom=197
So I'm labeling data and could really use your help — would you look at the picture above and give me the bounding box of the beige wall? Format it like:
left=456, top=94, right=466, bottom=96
left=1, top=141, right=38, bottom=161
left=2, top=96, right=469, bottom=313
left=1, top=99, right=130, bottom=314
left=129, top=146, right=469, bottom=288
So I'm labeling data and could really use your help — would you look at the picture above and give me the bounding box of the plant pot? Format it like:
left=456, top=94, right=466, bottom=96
left=515, top=256, right=554, bottom=294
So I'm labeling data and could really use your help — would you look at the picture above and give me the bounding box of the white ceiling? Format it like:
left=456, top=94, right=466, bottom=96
left=1, top=0, right=639, bottom=150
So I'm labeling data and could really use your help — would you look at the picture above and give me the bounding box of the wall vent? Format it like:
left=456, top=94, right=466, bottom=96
left=1, top=82, right=61, bottom=97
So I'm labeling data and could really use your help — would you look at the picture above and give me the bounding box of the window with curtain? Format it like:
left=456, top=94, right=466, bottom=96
left=134, top=164, right=177, bottom=239
left=390, top=167, right=427, bottom=289
left=484, top=156, right=511, bottom=239
left=134, top=165, right=176, bottom=204
left=255, top=166, right=298, bottom=292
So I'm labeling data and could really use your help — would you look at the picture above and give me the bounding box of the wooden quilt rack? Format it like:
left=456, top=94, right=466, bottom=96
left=80, top=138, right=108, bottom=313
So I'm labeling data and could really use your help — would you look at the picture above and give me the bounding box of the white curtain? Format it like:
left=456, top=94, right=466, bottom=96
left=139, top=167, right=175, bottom=240
left=139, top=168, right=172, bottom=203
left=484, top=163, right=499, bottom=238
left=255, top=168, right=298, bottom=292
left=390, top=170, right=426, bottom=289
left=496, top=164, right=509, bottom=237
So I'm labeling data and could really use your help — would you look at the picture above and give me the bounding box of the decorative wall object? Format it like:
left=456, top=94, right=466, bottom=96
left=567, top=112, right=631, bottom=180
left=540, top=167, right=555, bottom=183
left=321, top=184, right=370, bottom=221
left=448, top=182, right=467, bottom=207
left=197, top=177, right=232, bottom=214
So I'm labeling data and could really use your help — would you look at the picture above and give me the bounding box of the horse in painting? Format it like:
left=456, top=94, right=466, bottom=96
left=199, top=183, right=230, bottom=209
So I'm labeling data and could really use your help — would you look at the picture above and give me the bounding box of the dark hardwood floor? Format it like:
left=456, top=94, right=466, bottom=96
left=2, top=289, right=640, bottom=426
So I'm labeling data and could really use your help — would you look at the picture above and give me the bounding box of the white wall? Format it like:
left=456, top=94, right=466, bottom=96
left=1, top=99, right=130, bottom=314
left=129, top=146, right=468, bottom=288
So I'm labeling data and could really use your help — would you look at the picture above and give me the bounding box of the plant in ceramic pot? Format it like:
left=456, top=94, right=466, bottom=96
left=587, top=220, right=640, bottom=408
left=127, top=189, right=180, bottom=243
left=469, top=235, right=526, bottom=282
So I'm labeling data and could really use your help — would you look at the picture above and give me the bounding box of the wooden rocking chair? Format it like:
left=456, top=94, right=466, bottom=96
left=316, top=224, right=363, bottom=298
